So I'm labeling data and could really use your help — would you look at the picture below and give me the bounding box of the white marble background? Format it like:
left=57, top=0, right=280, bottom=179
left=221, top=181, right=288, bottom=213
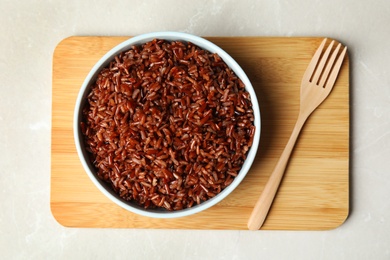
left=1, top=0, right=389, bottom=259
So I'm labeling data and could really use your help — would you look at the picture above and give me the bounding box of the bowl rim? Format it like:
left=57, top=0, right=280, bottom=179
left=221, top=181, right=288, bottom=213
left=73, top=31, right=261, bottom=218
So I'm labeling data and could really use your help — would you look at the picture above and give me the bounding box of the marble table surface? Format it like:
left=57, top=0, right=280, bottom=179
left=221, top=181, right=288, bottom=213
left=1, top=0, right=389, bottom=259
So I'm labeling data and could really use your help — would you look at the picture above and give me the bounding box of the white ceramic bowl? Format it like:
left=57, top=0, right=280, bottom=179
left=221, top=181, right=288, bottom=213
left=74, top=32, right=261, bottom=218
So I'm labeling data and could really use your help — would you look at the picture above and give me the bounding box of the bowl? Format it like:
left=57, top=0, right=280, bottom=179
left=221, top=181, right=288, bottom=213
left=74, top=31, right=261, bottom=218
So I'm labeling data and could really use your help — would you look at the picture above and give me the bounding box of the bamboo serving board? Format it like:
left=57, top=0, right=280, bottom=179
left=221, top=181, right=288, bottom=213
left=51, top=36, right=349, bottom=230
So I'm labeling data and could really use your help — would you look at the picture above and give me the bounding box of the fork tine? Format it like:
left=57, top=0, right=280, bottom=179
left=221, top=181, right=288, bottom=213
left=301, top=38, right=327, bottom=84
left=324, top=46, right=347, bottom=89
left=311, top=40, right=334, bottom=85
left=318, top=43, right=341, bottom=87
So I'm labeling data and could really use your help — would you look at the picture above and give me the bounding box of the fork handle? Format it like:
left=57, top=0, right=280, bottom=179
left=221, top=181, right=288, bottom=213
left=248, top=115, right=307, bottom=230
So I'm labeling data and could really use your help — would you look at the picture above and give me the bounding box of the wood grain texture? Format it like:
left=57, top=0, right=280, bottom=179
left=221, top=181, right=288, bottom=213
left=51, top=36, right=349, bottom=230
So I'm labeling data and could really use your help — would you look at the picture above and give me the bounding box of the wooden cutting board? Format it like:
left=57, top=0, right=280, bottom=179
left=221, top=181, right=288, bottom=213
left=51, top=36, right=349, bottom=230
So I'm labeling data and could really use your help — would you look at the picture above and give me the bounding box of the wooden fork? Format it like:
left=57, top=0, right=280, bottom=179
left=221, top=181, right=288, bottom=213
left=247, top=39, right=347, bottom=230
